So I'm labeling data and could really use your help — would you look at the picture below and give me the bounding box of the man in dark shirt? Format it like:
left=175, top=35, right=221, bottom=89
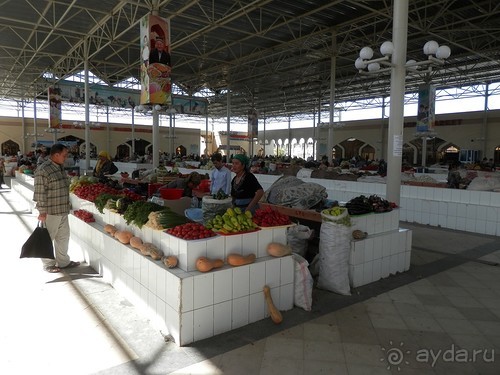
left=149, top=38, right=171, bottom=66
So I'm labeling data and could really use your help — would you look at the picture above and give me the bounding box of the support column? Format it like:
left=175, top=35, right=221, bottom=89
left=205, top=113, right=209, bottom=156
left=33, top=92, right=38, bottom=147
left=21, top=100, right=26, bottom=154
left=386, top=0, right=409, bottom=205
left=287, top=117, right=291, bottom=157
left=131, top=106, right=136, bottom=156
left=152, top=107, right=159, bottom=168
left=84, top=39, right=91, bottom=172
left=226, top=89, right=231, bottom=159
left=328, top=31, right=337, bottom=164
left=482, top=82, right=489, bottom=158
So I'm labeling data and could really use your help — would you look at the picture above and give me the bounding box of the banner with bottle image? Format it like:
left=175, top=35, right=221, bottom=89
left=48, top=87, right=62, bottom=129
left=140, top=14, right=172, bottom=106
left=416, top=84, right=436, bottom=133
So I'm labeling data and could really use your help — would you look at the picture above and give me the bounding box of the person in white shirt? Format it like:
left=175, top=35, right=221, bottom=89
left=210, top=153, right=232, bottom=195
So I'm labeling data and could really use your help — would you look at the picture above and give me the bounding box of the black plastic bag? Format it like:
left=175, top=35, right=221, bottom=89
left=20, top=222, right=54, bottom=259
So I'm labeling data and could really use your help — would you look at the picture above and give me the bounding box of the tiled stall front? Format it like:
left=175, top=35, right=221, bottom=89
left=69, top=195, right=294, bottom=346
left=348, top=209, right=411, bottom=287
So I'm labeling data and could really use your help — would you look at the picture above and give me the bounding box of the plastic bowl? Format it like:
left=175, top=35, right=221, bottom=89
left=198, top=179, right=211, bottom=192
left=159, top=188, right=183, bottom=200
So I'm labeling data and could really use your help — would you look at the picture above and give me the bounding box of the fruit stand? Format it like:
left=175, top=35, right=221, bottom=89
left=68, top=193, right=294, bottom=346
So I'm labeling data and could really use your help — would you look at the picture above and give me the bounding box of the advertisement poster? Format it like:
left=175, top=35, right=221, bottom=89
left=48, top=87, right=62, bottom=129
left=172, top=96, right=208, bottom=115
left=416, top=84, right=436, bottom=133
left=43, top=80, right=139, bottom=109
left=140, top=14, right=171, bottom=106
left=248, top=108, right=258, bottom=139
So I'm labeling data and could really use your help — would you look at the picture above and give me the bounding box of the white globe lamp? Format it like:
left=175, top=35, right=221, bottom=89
left=436, top=45, right=451, bottom=59
left=380, top=41, right=394, bottom=56
left=423, top=40, right=439, bottom=56
left=359, top=46, right=374, bottom=60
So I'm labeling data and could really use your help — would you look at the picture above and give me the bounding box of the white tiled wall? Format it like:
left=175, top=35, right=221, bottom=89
left=254, top=174, right=500, bottom=236
left=68, top=214, right=294, bottom=346
left=348, top=228, right=412, bottom=288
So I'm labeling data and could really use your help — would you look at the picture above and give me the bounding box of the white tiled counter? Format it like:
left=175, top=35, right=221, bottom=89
left=347, top=209, right=411, bottom=287
left=69, top=194, right=294, bottom=346
left=253, top=174, right=500, bottom=236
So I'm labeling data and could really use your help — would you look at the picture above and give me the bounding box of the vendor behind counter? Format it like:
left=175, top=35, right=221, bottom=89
left=158, top=171, right=202, bottom=198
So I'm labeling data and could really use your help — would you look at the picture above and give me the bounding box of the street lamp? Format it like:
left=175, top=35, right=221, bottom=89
left=355, top=40, right=451, bottom=75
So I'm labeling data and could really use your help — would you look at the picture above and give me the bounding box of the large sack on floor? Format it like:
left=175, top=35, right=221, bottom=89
left=287, top=224, right=313, bottom=257
left=317, top=221, right=351, bottom=295
left=292, top=254, right=313, bottom=311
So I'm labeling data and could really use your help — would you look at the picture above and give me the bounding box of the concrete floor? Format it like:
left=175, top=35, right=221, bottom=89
left=1, top=176, right=500, bottom=374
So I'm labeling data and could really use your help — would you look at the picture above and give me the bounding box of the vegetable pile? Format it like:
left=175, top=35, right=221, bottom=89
left=211, top=188, right=230, bottom=200
left=204, top=207, right=258, bottom=234
left=73, top=209, right=95, bottom=223
left=252, top=206, right=291, bottom=227
left=73, top=183, right=121, bottom=202
left=165, top=222, right=216, bottom=240
left=123, top=201, right=165, bottom=228
left=345, top=194, right=396, bottom=215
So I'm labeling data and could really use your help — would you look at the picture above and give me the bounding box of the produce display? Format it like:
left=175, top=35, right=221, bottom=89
left=154, top=208, right=190, bottom=229
left=162, top=255, right=178, bottom=268
left=123, top=201, right=165, bottom=228
left=321, top=206, right=352, bottom=226
left=129, top=236, right=143, bottom=249
left=263, top=285, right=283, bottom=324
left=196, top=256, right=224, bottom=272
left=204, top=207, right=258, bottom=234
left=252, top=206, right=291, bottom=227
left=73, top=183, right=121, bottom=202
left=69, top=175, right=98, bottom=193
left=104, top=224, right=118, bottom=236
left=352, top=230, right=368, bottom=240
left=165, top=222, right=216, bottom=240
left=114, top=230, right=134, bottom=244
left=345, top=194, right=396, bottom=215
left=211, top=188, right=230, bottom=200
left=266, top=242, right=292, bottom=257
left=73, top=209, right=95, bottom=223
left=226, top=253, right=256, bottom=266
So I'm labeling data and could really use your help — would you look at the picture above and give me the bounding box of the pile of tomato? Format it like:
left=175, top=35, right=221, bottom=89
left=73, top=209, right=95, bottom=223
left=165, top=222, right=216, bottom=240
left=253, top=206, right=291, bottom=227
left=73, top=183, right=120, bottom=202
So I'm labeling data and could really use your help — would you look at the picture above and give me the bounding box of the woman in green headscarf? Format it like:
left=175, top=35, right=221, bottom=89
left=230, top=154, right=264, bottom=213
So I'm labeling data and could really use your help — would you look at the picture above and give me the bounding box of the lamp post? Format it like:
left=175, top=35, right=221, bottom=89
left=354, top=0, right=451, bottom=204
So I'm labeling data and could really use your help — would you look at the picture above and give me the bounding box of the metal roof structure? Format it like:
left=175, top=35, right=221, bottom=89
left=0, top=0, right=499, bottom=120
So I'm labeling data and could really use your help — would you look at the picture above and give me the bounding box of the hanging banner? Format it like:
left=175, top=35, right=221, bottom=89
left=172, top=96, right=208, bottom=115
left=248, top=109, right=258, bottom=139
left=48, top=87, right=62, bottom=129
left=416, top=84, right=436, bottom=133
left=140, top=14, right=171, bottom=106
left=41, top=80, right=139, bottom=108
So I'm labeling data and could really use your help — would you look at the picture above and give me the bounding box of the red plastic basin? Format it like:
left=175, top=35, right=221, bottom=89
left=159, top=188, right=184, bottom=200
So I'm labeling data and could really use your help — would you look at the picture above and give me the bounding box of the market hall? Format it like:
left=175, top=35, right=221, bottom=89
left=0, top=0, right=495, bottom=373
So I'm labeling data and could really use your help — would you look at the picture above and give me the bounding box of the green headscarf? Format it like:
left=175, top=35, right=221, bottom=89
left=232, top=154, right=250, bottom=168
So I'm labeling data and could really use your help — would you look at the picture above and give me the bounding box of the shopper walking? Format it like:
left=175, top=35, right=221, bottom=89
left=210, top=152, right=232, bottom=195
left=33, top=143, right=80, bottom=273
left=0, top=158, right=6, bottom=188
